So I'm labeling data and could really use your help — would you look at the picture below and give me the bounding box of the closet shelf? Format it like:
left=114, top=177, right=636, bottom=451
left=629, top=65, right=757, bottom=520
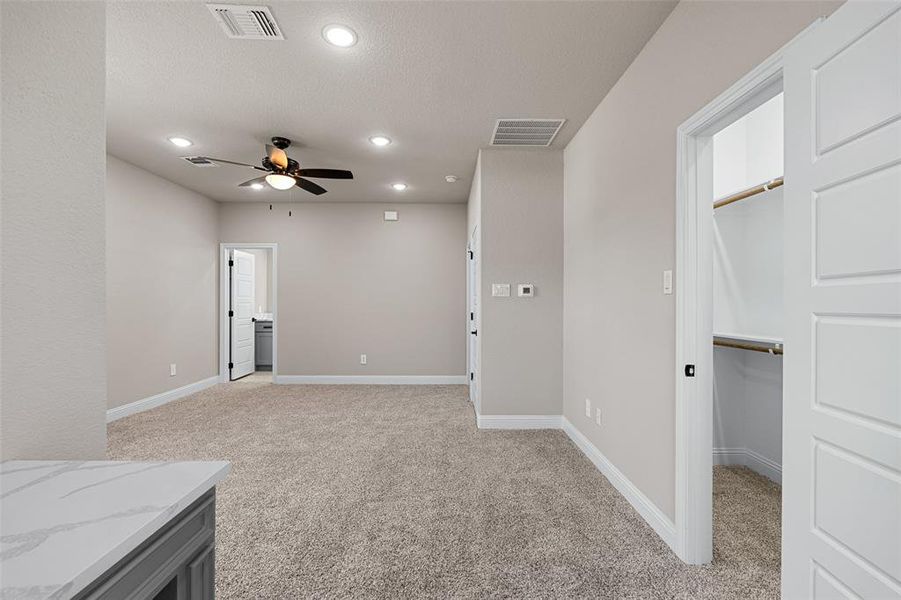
left=713, top=176, right=784, bottom=209
left=714, top=333, right=783, bottom=355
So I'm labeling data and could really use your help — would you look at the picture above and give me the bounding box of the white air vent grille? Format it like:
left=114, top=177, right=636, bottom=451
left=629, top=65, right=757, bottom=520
left=491, top=119, right=566, bottom=146
left=207, top=4, right=284, bottom=40
left=182, top=156, right=219, bottom=167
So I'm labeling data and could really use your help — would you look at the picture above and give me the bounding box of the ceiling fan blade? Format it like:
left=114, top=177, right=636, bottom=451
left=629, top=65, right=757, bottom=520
left=266, top=145, right=289, bottom=170
left=200, top=157, right=267, bottom=171
left=295, top=177, right=327, bottom=195
left=295, top=168, right=353, bottom=180
left=238, top=176, right=268, bottom=187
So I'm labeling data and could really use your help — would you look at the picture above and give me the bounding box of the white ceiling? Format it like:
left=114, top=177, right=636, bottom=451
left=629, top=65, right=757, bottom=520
left=107, top=1, right=676, bottom=203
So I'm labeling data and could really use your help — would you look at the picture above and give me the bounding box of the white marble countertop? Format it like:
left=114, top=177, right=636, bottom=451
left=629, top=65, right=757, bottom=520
left=0, top=460, right=230, bottom=600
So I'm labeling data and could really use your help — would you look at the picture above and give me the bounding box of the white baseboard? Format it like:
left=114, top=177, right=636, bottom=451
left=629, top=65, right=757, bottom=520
left=713, top=447, right=782, bottom=484
left=562, top=417, right=678, bottom=554
left=107, top=376, right=220, bottom=422
left=476, top=414, right=562, bottom=429
left=274, top=375, right=467, bottom=385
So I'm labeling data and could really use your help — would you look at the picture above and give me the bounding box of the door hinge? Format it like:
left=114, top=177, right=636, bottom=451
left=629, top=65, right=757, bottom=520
left=470, top=312, right=474, bottom=321
left=228, top=362, right=234, bottom=369
left=228, top=259, right=234, bottom=267
left=468, top=250, right=473, bottom=259
left=470, top=372, right=474, bottom=381
left=684, top=364, right=695, bottom=377
left=228, top=310, right=234, bottom=318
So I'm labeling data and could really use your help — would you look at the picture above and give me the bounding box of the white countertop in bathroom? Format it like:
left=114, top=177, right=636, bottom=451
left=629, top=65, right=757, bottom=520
left=0, top=460, right=230, bottom=600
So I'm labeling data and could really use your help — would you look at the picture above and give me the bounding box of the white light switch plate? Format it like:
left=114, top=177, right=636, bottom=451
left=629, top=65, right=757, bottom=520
left=169, top=363, right=177, bottom=377
left=492, top=283, right=511, bottom=297
left=384, top=210, right=398, bottom=221
left=360, top=354, right=367, bottom=365
left=595, top=408, right=602, bottom=426
left=585, top=399, right=591, bottom=418
left=663, top=270, right=673, bottom=295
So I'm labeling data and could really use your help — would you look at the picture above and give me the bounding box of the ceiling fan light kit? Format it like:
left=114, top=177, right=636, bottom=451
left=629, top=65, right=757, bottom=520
left=265, top=173, right=296, bottom=190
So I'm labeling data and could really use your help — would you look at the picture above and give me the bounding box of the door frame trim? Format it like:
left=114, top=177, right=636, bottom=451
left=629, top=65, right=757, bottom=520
left=673, top=20, right=821, bottom=565
left=467, top=225, right=480, bottom=412
left=219, top=243, right=278, bottom=383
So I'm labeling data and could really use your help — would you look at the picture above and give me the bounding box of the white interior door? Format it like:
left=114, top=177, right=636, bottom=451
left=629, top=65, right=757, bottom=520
left=230, top=249, right=256, bottom=380
left=468, top=232, right=480, bottom=409
left=783, top=2, right=901, bottom=598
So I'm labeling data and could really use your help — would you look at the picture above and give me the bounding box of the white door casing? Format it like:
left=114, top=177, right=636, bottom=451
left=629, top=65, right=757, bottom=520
left=782, top=2, right=901, bottom=598
left=230, top=249, right=256, bottom=380
left=468, top=229, right=480, bottom=410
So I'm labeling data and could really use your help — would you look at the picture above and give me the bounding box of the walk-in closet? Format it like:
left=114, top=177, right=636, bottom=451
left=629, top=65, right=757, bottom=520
left=711, top=92, right=784, bottom=557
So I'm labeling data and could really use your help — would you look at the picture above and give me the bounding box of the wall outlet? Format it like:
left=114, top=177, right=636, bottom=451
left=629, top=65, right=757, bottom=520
left=360, top=354, right=367, bottom=365
left=595, top=407, right=602, bottom=426
left=585, top=398, right=591, bottom=418
left=169, top=363, right=177, bottom=377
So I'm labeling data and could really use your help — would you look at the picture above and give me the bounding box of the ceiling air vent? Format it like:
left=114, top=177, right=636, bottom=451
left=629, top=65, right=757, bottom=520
left=207, top=4, right=284, bottom=40
left=182, top=156, right=219, bottom=167
left=490, top=119, right=566, bottom=147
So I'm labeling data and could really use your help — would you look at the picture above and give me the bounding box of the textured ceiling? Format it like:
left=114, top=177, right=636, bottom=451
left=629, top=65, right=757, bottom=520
left=107, top=1, right=676, bottom=203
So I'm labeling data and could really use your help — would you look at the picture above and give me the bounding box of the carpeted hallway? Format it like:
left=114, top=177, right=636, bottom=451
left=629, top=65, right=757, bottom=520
left=107, top=383, right=781, bottom=599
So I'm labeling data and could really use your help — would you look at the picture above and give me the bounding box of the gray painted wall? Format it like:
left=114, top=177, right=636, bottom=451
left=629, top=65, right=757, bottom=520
left=219, top=202, right=466, bottom=377
left=562, top=0, right=841, bottom=519
left=106, top=156, right=219, bottom=409
left=474, top=149, right=563, bottom=416
left=0, top=1, right=107, bottom=459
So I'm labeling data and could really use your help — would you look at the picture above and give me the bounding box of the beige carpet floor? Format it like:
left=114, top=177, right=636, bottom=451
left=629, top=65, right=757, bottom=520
left=108, top=382, right=781, bottom=599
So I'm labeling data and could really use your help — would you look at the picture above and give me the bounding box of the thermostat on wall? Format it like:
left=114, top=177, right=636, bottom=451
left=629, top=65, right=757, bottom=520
left=518, top=284, right=534, bottom=297
left=384, top=210, right=398, bottom=221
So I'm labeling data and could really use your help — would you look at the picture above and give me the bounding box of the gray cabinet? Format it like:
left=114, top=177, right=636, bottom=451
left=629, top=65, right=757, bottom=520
left=74, top=491, right=217, bottom=600
left=255, top=320, right=273, bottom=370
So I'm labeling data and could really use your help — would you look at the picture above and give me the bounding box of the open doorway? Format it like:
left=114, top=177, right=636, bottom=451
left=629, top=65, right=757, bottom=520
left=673, top=34, right=795, bottom=565
left=219, top=243, right=277, bottom=383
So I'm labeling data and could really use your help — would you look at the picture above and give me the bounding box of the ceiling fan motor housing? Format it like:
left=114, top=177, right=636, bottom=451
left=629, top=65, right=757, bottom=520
left=271, top=136, right=291, bottom=150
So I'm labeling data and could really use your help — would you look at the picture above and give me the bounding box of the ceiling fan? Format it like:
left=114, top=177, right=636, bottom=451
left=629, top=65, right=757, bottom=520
left=200, top=136, right=353, bottom=195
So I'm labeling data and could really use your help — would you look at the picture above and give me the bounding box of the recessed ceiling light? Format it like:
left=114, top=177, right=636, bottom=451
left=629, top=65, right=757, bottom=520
left=322, top=24, right=357, bottom=48
left=168, top=136, right=193, bottom=147
left=369, top=135, right=391, bottom=147
left=250, top=183, right=265, bottom=190
left=392, top=183, right=407, bottom=191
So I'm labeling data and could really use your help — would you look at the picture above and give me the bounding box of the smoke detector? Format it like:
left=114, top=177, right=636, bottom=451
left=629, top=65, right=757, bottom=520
left=207, top=4, right=284, bottom=40
left=445, top=175, right=459, bottom=183
left=490, top=119, right=565, bottom=147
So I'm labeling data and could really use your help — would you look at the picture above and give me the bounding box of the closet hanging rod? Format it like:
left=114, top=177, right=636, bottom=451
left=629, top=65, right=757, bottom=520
left=713, top=176, right=784, bottom=210
left=714, top=339, right=783, bottom=355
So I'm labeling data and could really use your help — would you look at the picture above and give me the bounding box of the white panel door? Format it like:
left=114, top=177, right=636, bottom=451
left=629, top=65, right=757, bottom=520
left=783, top=2, right=901, bottom=598
left=230, top=250, right=256, bottom=380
